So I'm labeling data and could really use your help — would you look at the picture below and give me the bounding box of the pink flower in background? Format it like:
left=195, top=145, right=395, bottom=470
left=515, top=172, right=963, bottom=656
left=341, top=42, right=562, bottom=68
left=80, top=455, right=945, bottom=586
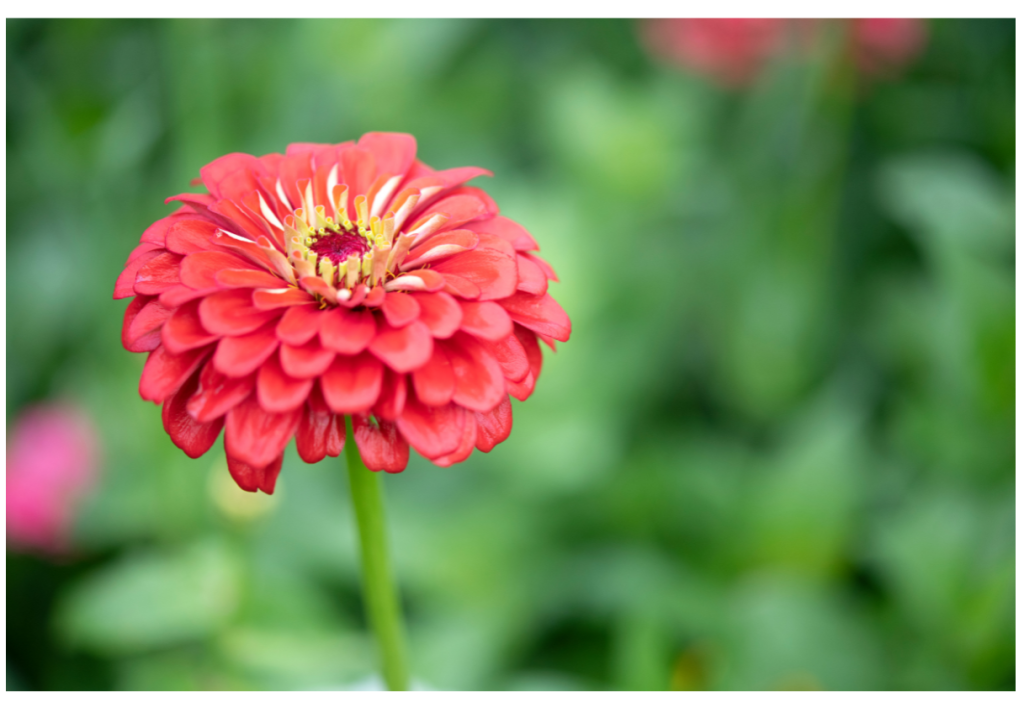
left=642, top=19, right=787, bottom=87
left=641, top=18, right=927, bottom=87
left=6, top=403, right=99, bottom=555
left=851, top=19, right=927, bottom=75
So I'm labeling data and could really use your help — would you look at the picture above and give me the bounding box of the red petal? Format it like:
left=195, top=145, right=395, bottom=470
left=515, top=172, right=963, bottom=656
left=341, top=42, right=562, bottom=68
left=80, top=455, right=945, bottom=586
left=180, top=251, right=260, bottom=290
left=123, top=296, right=172, bottom=353
left=212, top=322, right=279, bottom=377
left=353, top=415, right=410, bottom=473
left=139, top=344, right=212, bottom=404
left=257, top=352, right=313, bottom=413
left=515, top=254, right=548, bottom=295
left=402, top=229, right=479, bottom=269
left=216, top=268, right=286, bottom=289
left=224, top=395, right=301, bottom=470
left=165, top=219, right=220, bottom=255
left=278, top=304, right=326, bottom=345
left=357, top=132, right=417, bottom=179
left=296, top=398, right=344, bottom=464
left=465, top=216, right=539, bottom=252
left=199, top=289, right=282, bottom=336
left=373, top=368, right=407, bottom=422
left=341, top=147, right=376, bottom=205
left=320, top=308, right=376, bottom=354
left=321, top=352, right=384, bottom=414
left=114, top=247, right=160, bottom=299
left=363, top=285, right=386, bottom=307
left=474, top=395, right=513, bottom=453
left=162, top=370, right=224, bottom=458
left=200, top=153, right=267, bottom=201
left=507, top=370, right=535, bottom=401
left=368, top=319, right=433, bottom=373
left=280, top=337, right=335, bottom=378
left=524, top=252, right=559, bottom=282
left=439, top=272, right=481, bottom=300
left=500, top=291, right=571, bottom=342
left=431, top=408, right=477, bottom=467
left=134, top=252, right=183, bottom=296
left=187, top=364, right=255, bottom=422
left=411, top=345, right=455, bottom=407
left=444, top=333, right=506, bottom=413
left=226, top=452, right=283, bottom=494
left=413, top=291, right=463, bottom=338
left=381, top=292, right=421, bottom=328
left=413, top=193, right=488, bottom=231
left=253, top=288, right=314, bottom=310
left=395, top=396, right=463, bottom=459
left=432, top=248, right=517, bottom=301
left=159, top=284, right=215, bottom=308
left=480, top=332, right=529, bottom=382
left=459, top=301, right=513, bottom=342
left=161, top=300, right=218, bottom=354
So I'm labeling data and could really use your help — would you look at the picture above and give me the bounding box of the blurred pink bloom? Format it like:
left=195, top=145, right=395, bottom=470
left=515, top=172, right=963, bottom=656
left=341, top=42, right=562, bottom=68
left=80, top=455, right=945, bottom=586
left=6, top=403, right=99, bottom=555
left=851, top=19, right=927, bottom=75
left=642, top=18, right=926, bottom=88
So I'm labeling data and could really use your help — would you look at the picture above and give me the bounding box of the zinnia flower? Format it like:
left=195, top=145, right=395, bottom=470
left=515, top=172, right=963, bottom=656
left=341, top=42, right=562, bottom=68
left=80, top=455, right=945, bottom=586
left=6, top=402, right=99, bottom=554
left=115, top=133, right=570, bottom=494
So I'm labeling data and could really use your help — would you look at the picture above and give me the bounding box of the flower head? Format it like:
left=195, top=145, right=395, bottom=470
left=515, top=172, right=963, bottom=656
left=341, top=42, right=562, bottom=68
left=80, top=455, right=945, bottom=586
left=115, top=133, right=570, bottom=493
left=6, top=403, right=99, bottom=554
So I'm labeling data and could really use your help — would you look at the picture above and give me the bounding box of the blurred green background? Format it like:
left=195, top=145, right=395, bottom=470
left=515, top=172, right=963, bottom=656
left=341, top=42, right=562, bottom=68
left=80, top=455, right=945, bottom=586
left=5, top=18, right=1015, bottom=691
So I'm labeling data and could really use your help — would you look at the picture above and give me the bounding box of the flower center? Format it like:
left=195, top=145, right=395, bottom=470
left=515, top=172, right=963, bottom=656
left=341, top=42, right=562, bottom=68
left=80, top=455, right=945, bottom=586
left=308, top=230, right=370, bottom=265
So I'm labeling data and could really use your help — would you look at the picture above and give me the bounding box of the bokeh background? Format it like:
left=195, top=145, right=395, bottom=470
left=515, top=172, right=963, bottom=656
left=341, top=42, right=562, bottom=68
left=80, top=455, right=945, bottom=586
left=5, top=18, right=1015, bottom=691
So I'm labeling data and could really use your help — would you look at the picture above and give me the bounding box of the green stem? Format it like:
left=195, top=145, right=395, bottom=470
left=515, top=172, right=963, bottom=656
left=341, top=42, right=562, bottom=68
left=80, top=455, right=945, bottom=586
left=344, top=416, right=409, bottom=691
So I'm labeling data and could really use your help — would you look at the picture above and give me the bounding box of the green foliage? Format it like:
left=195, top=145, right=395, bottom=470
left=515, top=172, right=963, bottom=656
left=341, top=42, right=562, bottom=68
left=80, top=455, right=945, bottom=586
left=6, top=18, right=1014, bottom=691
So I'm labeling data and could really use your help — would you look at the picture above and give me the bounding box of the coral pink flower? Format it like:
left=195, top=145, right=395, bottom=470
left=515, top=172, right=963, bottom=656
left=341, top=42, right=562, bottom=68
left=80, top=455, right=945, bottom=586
left=115, top=133, right=571, bottom=493
left=6, top=403, right=99, bottom=554
left=641, top=18, right=926, bottom=87
left=642, top=19, right=788, bottom=87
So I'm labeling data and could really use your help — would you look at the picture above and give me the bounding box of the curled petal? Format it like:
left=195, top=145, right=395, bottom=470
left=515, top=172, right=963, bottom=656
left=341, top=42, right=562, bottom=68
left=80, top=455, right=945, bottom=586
left=199, top=289, right=282, bottom=336
left=253, top=287, right=315, bottom=310
left=321, top=352, right=384, bottom=414
left=114, top=247, right=161, bottom=299
left=123, top=296, right=172, bottom=353
left=134, top=252, right=183, bottom=296
left=433, top=248, right=517, bottom=301
left=402, top=229, right=479, bottom=269
left=368, top=320, right=433, bottom=373
left=224, top=395, right=301, bottom=470
left=431, top=408, right=477, bottom=468
left=515, top=254, right=548, bottom=295
left=226, top=452, right=283, bottom=494
left=465, top=215, right=539, bottom=252
left=411, top=345, right=455, bottom=407
left=187, top=364, right=255, bottom=422
left=140, top=344, right=213, bottom=404
left=257, top=352, right=313, bottom=413
left=165, top=218, right=220, bottom=255
left=212, top=322, right=279, bottom=378
left=277, top=304, right=326, bottom=346
left=162, top=370, right=224, bottom=458
left=395, top=395, right=463, bottom=459
left=281, top=337, right=335, bottom=379
left=445, top=333, right=506, bottom=413
left=352, top=415, right=410, bottom=473
left=296, top=391, right=345, bottom=463
left=459, top=301, right=513, bottom=342
left=162, top=300, right=218, bottom=355
left=381, top=292, right=421, bottom=328
left=373, top=368, right=407, bottom=422
left=500, top=291, right=571, bottom=342
left=413, top=291, right=462, bottom=339
left=474, top=395, right=513, bottom=452
left=321, top=308, right=376, bottom=354
left=481, top=332, right=529, bottom=383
